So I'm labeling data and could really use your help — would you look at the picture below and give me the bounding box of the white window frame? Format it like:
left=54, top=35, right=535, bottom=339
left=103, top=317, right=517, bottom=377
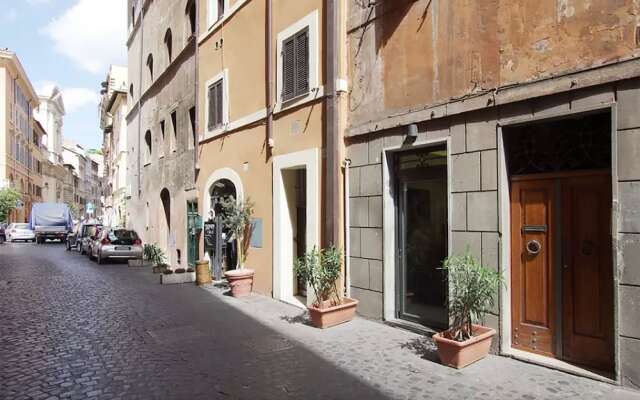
left=207, top=0, right=229, bottom=28
left=204, top=69, right=229, bottom=139
left=276, top=10, right=320, bottom=112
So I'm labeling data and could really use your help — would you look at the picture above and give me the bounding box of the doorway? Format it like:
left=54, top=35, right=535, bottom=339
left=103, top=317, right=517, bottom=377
left=210, top=179, right=237, bottom=273
left=505, top=111, right=614, bottom=373
left=283, top=169, right=307, bottom=303
left=395, top=146, right=449, bottom=329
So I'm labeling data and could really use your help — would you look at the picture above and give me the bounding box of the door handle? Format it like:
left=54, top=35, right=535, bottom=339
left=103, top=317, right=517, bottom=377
left=526, top=240, right=541, bottom=256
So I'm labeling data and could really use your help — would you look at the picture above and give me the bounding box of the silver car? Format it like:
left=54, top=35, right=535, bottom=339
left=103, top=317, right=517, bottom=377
left=91, top=228, right=143, bottom=264
left=6, top=223, right=36, bottom=242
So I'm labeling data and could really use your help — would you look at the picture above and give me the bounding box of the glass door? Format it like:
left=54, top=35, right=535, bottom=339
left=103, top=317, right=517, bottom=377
left=396, top=146, right=448, bottom=329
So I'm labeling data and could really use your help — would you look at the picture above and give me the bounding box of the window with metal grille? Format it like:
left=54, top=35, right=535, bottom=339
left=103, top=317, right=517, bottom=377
left=281, top=28, right=309, bottom=102
left=207, top=79, right=224, bottom=131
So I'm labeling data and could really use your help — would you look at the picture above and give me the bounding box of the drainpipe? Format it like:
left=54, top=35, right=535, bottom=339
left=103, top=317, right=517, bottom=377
left=136, top=4, right=144, bottom=198
left=266, top=0, right=274, bottom=150
left=324, top=0, right=340, bottom=246
left=194, top=0, right=200, bottom=175
left=343, top=159, right=351, bottom=298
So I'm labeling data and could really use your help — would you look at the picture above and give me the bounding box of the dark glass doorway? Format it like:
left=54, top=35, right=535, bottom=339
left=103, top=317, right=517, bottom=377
left=396, top=146, right=448, bottom=328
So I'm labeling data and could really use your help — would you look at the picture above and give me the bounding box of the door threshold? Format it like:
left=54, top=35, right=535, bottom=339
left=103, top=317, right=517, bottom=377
left=384, top=318, right=439, bottom=336
left=503, top=348, right=616, bottom=384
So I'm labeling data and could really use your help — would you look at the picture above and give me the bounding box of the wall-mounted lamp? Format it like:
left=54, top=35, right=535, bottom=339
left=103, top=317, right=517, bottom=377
left=404, top=123, right=418, bottom=144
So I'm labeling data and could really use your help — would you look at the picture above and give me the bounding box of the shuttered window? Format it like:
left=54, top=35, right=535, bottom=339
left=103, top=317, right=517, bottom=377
left=282, top=28, right=309, bottom=102
left=207, top=79, right=224, bottom=130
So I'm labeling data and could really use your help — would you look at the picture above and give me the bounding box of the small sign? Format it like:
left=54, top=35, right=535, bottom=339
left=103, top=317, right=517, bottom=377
left=204, top=221, right=216, bottom=252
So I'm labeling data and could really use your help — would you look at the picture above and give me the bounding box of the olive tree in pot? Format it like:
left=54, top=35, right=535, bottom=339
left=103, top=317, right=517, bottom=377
left=432, top=252, right=503, bottom=368
left=294, top=246, right=358, bottom=329
left=220, top=197, right=255, bottom=297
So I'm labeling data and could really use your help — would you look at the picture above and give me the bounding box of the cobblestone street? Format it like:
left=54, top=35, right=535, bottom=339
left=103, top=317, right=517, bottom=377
left=1, top=243, right=639, bottom=400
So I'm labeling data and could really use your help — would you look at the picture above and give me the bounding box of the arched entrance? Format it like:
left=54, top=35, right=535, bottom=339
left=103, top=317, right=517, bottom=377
left=208, top=179, right=237, bottom=277
left=159, top=188, right=171, bottom=264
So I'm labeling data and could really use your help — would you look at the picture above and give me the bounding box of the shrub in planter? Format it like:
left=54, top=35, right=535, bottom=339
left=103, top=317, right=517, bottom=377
left=163, top=269, right=174, bottom=275
left=221, top=197, right=256, bottom=297
left=146, top=244, right=167, bottom=273
left=187, top=267, right=194, bottom=273
left=432, top=252, right=503, bottom=369
left=175, top=268, right=186, bottom=274
left=294, top=246, right=358, bottom=329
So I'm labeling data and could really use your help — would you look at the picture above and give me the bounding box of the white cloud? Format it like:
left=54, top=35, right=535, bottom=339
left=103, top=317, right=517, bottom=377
left=36, top=81, right=100, bottom=113
left=42, top=0, right=126, bottom=74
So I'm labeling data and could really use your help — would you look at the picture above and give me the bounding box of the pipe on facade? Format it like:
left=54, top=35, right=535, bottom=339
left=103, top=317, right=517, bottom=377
left=324, top=0, right=340, bottom=246
left=136, top=3, right=144, bottom=198
left=266, top=0, right=274, bottom=150
left=343, top=159, right=351, bottom=298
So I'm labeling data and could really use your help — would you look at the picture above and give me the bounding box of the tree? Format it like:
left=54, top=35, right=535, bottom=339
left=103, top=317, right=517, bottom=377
left=66, top=202, right=80, bottom=220
left=0, top=187, right=22, bottom=223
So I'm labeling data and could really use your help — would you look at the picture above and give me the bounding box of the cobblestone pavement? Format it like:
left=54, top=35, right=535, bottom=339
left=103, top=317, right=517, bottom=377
left=0, top=242, right=638, bottom=400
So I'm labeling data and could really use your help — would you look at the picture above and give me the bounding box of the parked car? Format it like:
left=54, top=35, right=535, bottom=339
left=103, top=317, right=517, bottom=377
left=91, top=228, right=142, bottom=264
left=84, top=225, right=104, bottom=258
left=79, top=224, right=102, bottom=255
left=0, top=223, right=7, bottom=243
left=65, top=223, right=81, bottom=250
left=6, top=223, right=36, bottom=243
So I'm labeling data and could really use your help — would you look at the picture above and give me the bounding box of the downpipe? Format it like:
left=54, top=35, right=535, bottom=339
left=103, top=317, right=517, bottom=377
left=343, top=159, right=351, bottom=298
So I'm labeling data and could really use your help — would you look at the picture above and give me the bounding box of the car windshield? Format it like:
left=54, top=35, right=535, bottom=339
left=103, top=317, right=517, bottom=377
left=15, top=224, right=30, bottom=229
left=108, top=230, right=139, bottom=245
left=85, top=226, right=98, bottom=237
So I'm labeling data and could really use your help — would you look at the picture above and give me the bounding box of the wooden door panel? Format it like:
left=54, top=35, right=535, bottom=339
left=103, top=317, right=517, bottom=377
left=511, top=180, right=555, bottom=357
left=562, top=174, right=614, bottom=371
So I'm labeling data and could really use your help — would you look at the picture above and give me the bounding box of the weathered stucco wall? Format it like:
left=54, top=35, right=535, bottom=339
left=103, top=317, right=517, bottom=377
left=349, top=0, right=640, bottom=128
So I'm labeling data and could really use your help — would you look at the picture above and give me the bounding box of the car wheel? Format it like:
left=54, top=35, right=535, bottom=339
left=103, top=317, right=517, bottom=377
left=32, top=238, right=36, bottom=243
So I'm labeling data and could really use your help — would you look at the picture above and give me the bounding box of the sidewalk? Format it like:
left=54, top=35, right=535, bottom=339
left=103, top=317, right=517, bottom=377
left=200, top=284, right=639, bottom=400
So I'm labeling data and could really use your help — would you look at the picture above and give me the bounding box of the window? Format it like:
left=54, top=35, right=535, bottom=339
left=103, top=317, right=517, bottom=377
left=164, top=29, right=173, bottom=62
left=282, top=28, right=309, bottom=101
left=207, top=79, right=224, bottom=131
left=187, top=1, right=196, bottom=36
left=146, top=54, right=154, bottom=82
left=144, top=130, right=152, bottom=164
left=159, top=120, right=166, bottom=157
left=170, top=110, right=177, bottom=152
left=189, top=106, right=196, bottom=148
left=208, top=0, right=226, bottom=26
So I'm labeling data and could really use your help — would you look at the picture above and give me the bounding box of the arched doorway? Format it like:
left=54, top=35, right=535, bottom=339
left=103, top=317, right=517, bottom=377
left=159, top=188, right=171, bottom=264
left=208, top=179, right=237, bottom=276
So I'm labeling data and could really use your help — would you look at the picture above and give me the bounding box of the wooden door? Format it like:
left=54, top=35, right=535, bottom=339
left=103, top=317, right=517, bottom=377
left=561, top=174, right=614, bottom=371
left=511, top=179, right=556, bottom=357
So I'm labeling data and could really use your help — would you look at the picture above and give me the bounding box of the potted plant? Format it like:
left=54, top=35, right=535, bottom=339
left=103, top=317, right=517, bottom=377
left=220, top=197, right=255, bottom=297
left=160, top=266, right=196, bottom=285
left=432, top=252, right=503, bottom=369
left=294, top=246, right=358, bottom=329
left=144, top=244, right=167, bottom=274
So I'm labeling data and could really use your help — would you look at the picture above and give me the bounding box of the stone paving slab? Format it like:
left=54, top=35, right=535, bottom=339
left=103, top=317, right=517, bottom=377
left=201, top=284, right=640, bottom=400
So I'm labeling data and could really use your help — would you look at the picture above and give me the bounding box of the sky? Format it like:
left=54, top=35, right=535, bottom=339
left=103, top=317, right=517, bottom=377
left=1, top=0, right=127, bottom=150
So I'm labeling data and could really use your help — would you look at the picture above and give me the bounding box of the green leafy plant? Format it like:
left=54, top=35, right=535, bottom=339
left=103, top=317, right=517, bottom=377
left=442, top=251, right=503, bottom=342
left=294, top=246, right=343, bottom=308
left=220, top=197, right=255, bottom=268
left=0, top=187, right=21, bottom=223
left=144, top=243, right=166, bottom=267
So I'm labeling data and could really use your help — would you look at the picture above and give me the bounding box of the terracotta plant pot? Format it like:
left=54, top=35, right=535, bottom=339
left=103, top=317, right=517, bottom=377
left=195, top=260, right=212, bottom=286
left=432, top=324, right=496, bottom=369
left=308, top=297, right=358, bottom=329
left=224, top=269, right=254, bottom=297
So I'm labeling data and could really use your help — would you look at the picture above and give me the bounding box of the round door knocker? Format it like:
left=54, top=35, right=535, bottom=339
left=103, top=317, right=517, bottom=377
left=526, top=240, right=541, bottom=256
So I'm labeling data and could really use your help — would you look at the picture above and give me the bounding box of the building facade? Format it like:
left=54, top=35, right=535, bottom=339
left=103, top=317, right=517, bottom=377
left=345, top=0, right=640, bottom=388
left=196, top=0, right=347, bottom=303
left=35, top=86, right=67, bottom=205
left=127, top=0, right=197, bottom=268
left=100, top=66, right=129, bottom=228
left=0, top=50, right=40, bottom=223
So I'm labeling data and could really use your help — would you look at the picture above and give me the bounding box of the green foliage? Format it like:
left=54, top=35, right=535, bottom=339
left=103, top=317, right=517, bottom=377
left=219, top=197, right=255, bottom=266
left=144, top=243, right=166, bottom=266
left=0, top=187, right=21, bottom=223
left=66, top=202, right=80, bottom=220
left=294, top=246, right=343, bottom=308
left=442, top=251, right=503, bottom=342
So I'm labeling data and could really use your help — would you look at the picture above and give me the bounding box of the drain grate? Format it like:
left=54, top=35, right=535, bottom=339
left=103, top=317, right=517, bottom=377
left=246, top=334, right=294, bottom=354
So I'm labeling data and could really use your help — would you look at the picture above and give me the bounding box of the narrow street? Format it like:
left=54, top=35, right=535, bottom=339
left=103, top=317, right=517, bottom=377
left=0, top=243, right=385, bottom=399
left=1, top=243, right=639, bottom=400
